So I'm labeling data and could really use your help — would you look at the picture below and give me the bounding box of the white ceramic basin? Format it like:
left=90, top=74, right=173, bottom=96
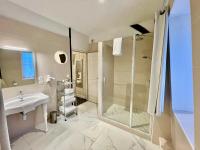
left=4, top=93, right=49, bottom=116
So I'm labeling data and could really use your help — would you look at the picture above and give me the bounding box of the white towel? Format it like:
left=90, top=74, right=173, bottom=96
left=61, top=96, right=75, bottom=104
left=64, top=88, right=74, bottom=95
left=113, top=37, right=122, bottom=56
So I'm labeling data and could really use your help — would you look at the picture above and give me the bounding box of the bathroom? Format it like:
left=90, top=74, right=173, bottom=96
left=0, top=0, right=198, bottom=150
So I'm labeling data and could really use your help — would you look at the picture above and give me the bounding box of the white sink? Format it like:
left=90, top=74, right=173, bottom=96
left=4, top=92, right=49, bottom=116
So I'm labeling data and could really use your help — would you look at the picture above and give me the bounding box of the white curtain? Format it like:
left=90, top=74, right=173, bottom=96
left=147, top=9, right=169, bottom=116
left=0, top=81, right=11, bottom=150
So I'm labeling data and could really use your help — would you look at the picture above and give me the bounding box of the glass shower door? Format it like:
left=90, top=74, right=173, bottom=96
left=131, top=33, right=153, bottom=133
left=102, top=37, right=133, bottom=126
left=100, top=34, right=153, bottom=133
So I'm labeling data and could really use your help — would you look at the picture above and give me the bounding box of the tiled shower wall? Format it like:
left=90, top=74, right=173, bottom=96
left=113, top=35, right=153, bottom=111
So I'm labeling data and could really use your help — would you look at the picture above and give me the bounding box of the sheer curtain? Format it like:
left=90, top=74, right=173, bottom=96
left=0, top=82, right=11, bottom=150
left=147, top=9, right=169, bottom=116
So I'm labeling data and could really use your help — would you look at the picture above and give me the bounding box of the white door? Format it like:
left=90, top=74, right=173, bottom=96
left=87, top=52, right=98, bottom=103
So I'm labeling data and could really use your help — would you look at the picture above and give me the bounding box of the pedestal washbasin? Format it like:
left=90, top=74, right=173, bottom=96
left=4, top=93, right=49, bottom=116
left=4, top=92, right=49, bottom=132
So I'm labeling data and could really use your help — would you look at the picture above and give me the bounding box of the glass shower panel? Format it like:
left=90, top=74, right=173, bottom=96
left=102, top=37, right=133, bottom=126
left=131, top=33, right=153, bottom=133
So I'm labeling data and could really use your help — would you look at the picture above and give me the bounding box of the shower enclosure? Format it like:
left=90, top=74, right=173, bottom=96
left=99, top=33, right=153, bottom=135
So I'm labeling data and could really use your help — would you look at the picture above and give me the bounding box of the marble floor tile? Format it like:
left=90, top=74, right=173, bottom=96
left=11, top=102, right=160, bottom=150
left=104, top=104, right=150, bottom=133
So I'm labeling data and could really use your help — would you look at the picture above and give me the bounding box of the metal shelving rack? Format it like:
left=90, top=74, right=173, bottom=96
left=57, top=81, right=77, bottom=121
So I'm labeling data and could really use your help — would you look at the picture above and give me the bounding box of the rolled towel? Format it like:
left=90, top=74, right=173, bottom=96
left=61, top=95, right=75, bottom=103
left=64, top=88, right=74, bottom=95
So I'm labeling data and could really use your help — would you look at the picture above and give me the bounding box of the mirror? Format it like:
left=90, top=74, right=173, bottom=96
left=75, top=60, right=83, bottom=88
left=72, top=51, right=87, bottom=99
left=54, top=51, right=68, bottom=64
left=0, top=48, right=36, bottom=88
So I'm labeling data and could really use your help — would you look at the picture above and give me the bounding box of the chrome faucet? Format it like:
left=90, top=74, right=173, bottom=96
left=19, top=90, right=24, bottom=101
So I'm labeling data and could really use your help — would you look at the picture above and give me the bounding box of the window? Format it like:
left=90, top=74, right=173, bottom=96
left=169, top=0, right=193, bottom=112
left=169, top=0, right=194, bottom=147
left=21, top=52, right=35, bottom=80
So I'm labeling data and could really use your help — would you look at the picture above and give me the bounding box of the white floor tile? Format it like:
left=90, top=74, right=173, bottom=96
left=11, top=102, right=160, bottom=150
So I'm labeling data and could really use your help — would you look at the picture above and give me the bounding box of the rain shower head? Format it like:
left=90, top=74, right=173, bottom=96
left=130, top=24, right=150, bottom=34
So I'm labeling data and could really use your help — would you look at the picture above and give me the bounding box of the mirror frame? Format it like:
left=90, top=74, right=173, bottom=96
left=54, top=51, right=68, bottom=64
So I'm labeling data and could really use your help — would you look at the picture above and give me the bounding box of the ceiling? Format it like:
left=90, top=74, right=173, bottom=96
left=5, top=0, right=162, bottom=40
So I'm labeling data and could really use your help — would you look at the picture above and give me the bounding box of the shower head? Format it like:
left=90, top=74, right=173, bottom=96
left=130, top=24, right=150, bottom=34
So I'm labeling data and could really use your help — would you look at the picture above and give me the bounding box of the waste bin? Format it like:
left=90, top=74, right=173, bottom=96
left=50, top=111, right=57, bottom=124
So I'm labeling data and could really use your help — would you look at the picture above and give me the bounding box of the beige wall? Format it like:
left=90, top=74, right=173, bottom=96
left=191, top=0, right=200, bottom=149
left=113, top=37, right=133, bottom=107
left=0, top=15, right=70, bottom=100
left=112, top=34, right=153, bottom=112
left=88, top=42, right=98, bottom=53
left=72, top=29, right=89, bottom=51
left=133, top=34, right=153, bottom=111
left=87, top=43, right=99, bottom=103
left=0, top=16, right=71, bottom=140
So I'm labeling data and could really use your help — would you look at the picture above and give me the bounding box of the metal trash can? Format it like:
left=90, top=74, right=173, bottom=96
left=50, top=111, right=57, bottom=124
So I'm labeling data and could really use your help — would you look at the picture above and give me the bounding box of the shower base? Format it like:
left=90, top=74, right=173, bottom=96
left=104, top=104, right=150, bottom=133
